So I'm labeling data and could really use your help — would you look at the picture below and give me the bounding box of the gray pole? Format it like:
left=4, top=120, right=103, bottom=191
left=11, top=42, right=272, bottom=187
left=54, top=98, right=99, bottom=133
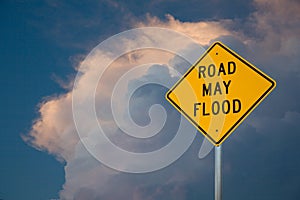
left=215, top=145, right=222, bottom=200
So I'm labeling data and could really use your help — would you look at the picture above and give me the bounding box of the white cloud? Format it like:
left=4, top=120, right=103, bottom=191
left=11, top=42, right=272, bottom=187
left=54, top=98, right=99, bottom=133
left=23, top=93, right=77, bottom=161
left=136, top=14, right=234, bottom=46
left=24, top=0, right=300, bottom=199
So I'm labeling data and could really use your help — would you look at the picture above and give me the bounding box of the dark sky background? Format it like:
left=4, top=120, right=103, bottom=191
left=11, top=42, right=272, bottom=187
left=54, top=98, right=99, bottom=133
left=1, top=0, right=300, bottom=199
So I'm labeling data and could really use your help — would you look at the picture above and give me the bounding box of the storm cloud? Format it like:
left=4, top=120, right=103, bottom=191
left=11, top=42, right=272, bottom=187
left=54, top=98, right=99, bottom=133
left=24, top=0, right=300, bottom=199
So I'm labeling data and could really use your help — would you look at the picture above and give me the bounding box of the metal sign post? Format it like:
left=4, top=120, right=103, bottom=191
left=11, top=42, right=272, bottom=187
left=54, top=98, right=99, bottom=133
left=215, top=145, right=222, bottom=200
left=166, top=41, right=276, bottom=200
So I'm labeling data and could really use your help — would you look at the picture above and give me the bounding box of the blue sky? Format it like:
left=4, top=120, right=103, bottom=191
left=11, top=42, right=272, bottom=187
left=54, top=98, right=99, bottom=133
left=1, top=0, right=300, bottom=199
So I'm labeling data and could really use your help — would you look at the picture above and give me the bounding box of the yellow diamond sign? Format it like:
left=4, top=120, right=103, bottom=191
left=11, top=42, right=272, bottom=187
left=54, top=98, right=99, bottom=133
left=166, top=42, right=276, bottom=146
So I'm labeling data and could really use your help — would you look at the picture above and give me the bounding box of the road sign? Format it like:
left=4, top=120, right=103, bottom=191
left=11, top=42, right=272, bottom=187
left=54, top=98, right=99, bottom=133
left=166, top=41, right=276, bottom=146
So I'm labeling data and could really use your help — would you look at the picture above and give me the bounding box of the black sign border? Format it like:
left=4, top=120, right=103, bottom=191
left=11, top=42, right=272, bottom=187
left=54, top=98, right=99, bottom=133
left=166, top=41, right=276, bottom=145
